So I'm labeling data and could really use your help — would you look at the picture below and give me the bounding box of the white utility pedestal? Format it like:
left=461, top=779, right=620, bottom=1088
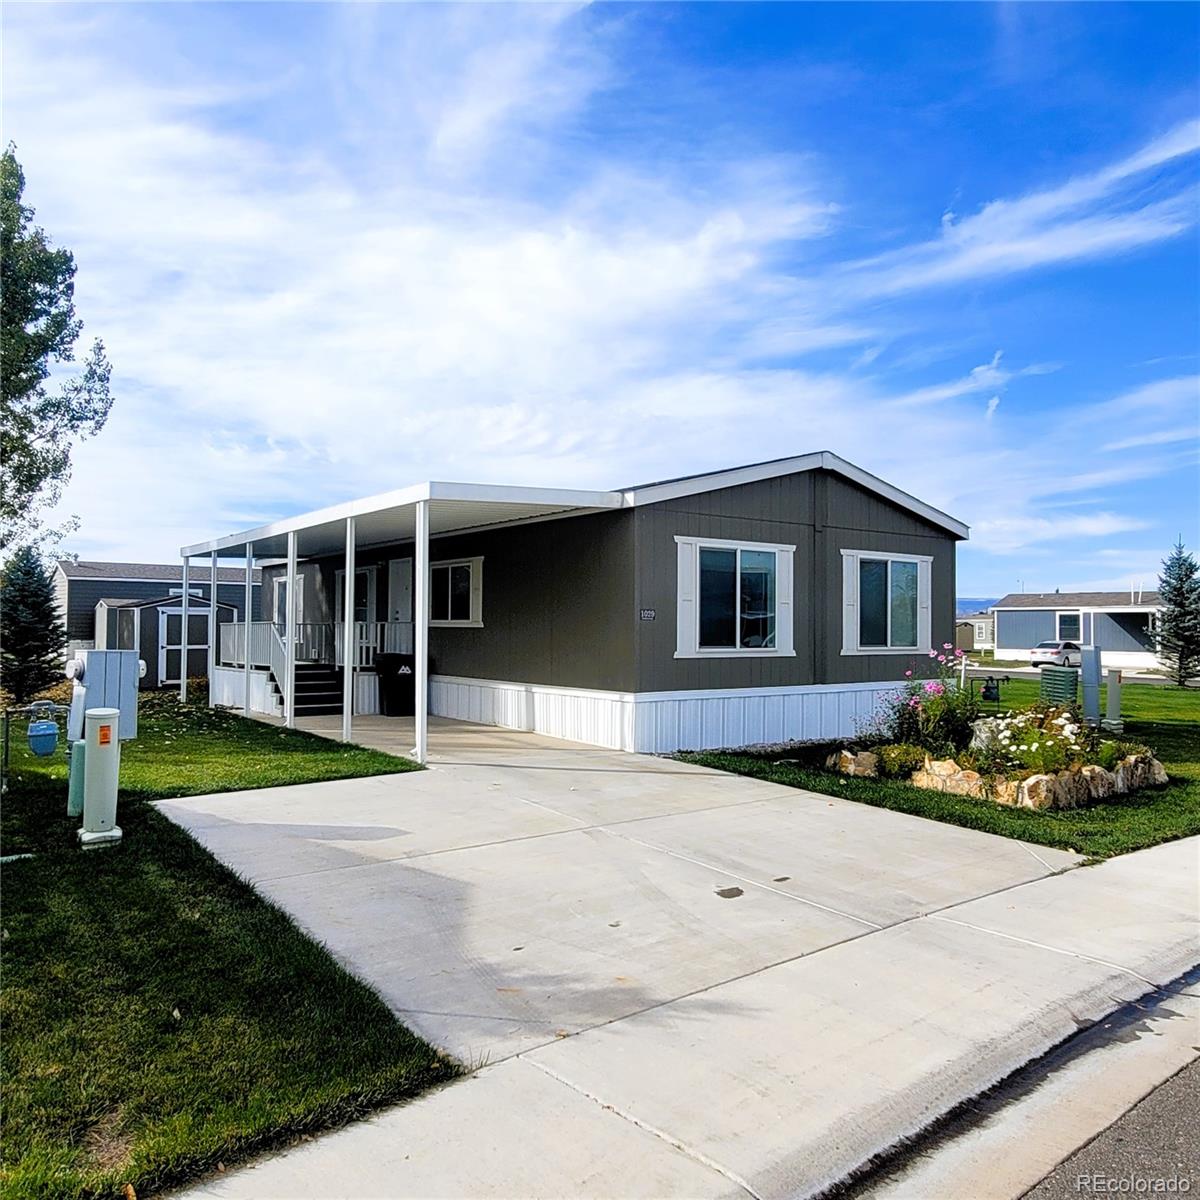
left=79, top=707, right=122, bottom=848
left=1103, top=669, right=1124, bottom=733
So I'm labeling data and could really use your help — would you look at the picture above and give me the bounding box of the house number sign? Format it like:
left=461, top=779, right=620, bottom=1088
left=640, top=608, right=656, bottom=621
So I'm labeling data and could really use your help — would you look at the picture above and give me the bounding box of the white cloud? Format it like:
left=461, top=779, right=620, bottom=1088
left=3, top=4, right=1196, bottom=587
left=842, top=119, right=1200, bottom=297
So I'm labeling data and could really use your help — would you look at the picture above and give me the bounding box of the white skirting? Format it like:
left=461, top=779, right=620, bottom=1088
left=429, top=674, right=903, bottom=753
left=210, top=666, right=280, bottom=715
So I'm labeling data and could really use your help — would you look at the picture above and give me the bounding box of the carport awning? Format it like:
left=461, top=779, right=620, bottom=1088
left=180, top=481, right=625, bottom=560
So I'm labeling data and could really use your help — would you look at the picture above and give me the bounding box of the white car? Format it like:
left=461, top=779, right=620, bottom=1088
left=1030, top=640, right=1082, bottom=668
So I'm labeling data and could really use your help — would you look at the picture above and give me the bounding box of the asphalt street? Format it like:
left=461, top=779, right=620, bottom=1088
left=1023, top=1058, right=1199, bottom=1199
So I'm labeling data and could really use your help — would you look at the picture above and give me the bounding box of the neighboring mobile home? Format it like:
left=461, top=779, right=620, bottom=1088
left=55, top=560, right=262, bottom=686
left=991, top=591, right=1161, bottom=670
left=189, top=452, right=968, bottom=758
left=955, top=612, right=994, bottom=652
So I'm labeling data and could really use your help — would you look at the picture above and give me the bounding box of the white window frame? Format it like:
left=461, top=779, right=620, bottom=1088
left=1056, top=611, right=1082, bottom=642
left=334, top=565, right=378, bottom=626
left=674, top=535, right=795, bottom=659
left=429, top=556, right=484, bottom=628
left=840, top=549, right=933, bottom=656
left=272, top=576, right=303, bottom=625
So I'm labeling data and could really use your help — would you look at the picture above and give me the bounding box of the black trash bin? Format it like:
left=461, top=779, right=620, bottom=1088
left=375, top=653, right=417, bottom=717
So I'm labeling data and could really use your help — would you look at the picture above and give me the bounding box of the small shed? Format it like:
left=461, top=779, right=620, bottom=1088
left=94, top=594, right=236, bottom=689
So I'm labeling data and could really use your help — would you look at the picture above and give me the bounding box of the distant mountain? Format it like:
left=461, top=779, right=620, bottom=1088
left=957, top=597, right=999, bottom=617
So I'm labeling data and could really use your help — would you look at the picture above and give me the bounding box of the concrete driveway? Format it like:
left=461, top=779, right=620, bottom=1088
left=160, top=720, right=1199, bottom=1199
left=160, top=719, right=1081, bottom=1063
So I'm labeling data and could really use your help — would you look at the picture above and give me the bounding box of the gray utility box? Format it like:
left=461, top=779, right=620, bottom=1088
left=66, top=650, right=142, bottom=742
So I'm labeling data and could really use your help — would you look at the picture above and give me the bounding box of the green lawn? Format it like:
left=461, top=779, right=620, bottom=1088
left=1, top=693, right=454, bottom=1200
left=681, top=682, right=1200, bottom=860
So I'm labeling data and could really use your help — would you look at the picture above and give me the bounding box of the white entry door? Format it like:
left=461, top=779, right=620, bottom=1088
left=159, top=607, right=210, bottom=684
left=388, top=558, right=413, bottom=622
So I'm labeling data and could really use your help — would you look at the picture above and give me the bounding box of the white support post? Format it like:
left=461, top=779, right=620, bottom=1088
left=413, top=499, right=429, bottom=763
left=180, top=556, right=190, bottom=703
left=207, top=550, right=218, bottom=707
left=285, top=530, right=298, bottom=729
left=243, top=541, right=253, bottom=717
left=342, top=516, right=356, bottom=743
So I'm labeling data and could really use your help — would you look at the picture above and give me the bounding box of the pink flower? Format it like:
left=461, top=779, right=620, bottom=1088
left=907, top=697, right=922, bottom=709
left=943, top=642, right=953, bottom=650
left=923, top=681, right=945, bottom=696
left=954, top=648, right=964, bottom=657
left=928, top=650, right=938, bottom=658
left=904, top=669, right=913, bottom=677
left=937, top=655, right=946, bottom=664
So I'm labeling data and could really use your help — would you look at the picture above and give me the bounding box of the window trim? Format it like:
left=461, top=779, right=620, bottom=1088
left=429, top=556, right=484, bottom=628
left=674, top=535, right=795, bottom=659
left=840, top=548, right=933, bottom=656
left=1056, top=610, right=1083, bottom=642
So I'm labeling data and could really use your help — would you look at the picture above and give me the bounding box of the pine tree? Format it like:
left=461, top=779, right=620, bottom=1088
left=1156, top=541, right=1200, bottom=687
left=0, top=546, right=68, bottom=702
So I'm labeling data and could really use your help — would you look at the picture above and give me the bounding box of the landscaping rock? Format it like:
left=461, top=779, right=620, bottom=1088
left=1050, top=770, right=1089, bottom=810
left=945, top=769, right=985, bottom=798
left=1080, top=764, right=1115, bottom=801
left=1018, top=774, right=1055, bottom=810
left=910, top=767, right=944, bottom=792
left=991, top=778, right=1020, bottom=807
left=827, top=749, right=879, bottom=778
left=927, top=758, right=959, bottom=778
left=907, top=749, right=1169, bottom=810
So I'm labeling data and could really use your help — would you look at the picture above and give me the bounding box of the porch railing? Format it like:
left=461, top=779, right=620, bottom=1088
left=221, top=620, right=413, bottom=672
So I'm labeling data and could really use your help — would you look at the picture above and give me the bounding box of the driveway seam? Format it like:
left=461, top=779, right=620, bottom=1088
left=520, top=1056, right=763, bottom=1200
left=930, top=914, right=1158, bottom=985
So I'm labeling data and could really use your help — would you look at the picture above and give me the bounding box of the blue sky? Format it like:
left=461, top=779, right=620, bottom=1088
left=6, top=2, right=1198, bottom=594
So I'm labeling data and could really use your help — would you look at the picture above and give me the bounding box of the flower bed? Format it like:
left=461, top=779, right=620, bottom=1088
left=828, top=649, right=1172, bottom=811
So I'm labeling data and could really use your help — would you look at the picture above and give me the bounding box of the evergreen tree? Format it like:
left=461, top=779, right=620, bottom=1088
left=1156, top=541, right=1200, bottom=687
left=0, top=546, right=68, bottom=702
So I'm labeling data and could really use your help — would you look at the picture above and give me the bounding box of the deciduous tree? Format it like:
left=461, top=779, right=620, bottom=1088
left=1, top=144, right=113, bottom=548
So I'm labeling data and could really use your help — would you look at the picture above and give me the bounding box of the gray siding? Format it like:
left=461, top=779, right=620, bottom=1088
left=995, top=609, right=1056, bottom=648
left=281, top=510, right=638, bottom=692
left=1092, top=611, right=1155, bottom=653
left=262, top=468, right=959, bottom=695
left=62, top=578, right=260, bottom=640
left=632, top=471, right=958, bottom=691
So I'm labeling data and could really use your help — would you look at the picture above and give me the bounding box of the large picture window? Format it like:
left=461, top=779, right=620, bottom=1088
left=841, top=549, right=932, bottom=655
left=430, top=557, right=483, bottom=627
left=675, top=536, right=795, bottom=658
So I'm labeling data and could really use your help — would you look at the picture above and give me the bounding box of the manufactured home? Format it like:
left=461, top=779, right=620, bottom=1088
left=991, top=591, right=1162, bottom=670
left=187, top=452, right=968, bottom=758
left=54, top=559, right=262, bottom=685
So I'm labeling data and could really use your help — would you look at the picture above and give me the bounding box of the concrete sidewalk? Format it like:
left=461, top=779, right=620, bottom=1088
left=164, top=740, right=1197, bottom=1200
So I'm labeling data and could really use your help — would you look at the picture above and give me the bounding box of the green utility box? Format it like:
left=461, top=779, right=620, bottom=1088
left=1040, top=665, right=1079, bottom=705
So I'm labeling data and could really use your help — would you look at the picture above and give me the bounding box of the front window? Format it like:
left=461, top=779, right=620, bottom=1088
left=430, top=558, right=483, bottom=627
left=841, top=549, right=932, bottom=655
left=698, top=547, right=777, bottom=649
left=858, top=558, right=918, bottom=649
left=675, top=536, right=795, bottom=658
left=1056, top=612, right=1081, bottom=641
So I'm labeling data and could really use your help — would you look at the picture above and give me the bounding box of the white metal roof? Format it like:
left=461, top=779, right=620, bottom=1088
left=180, top=452, right=968, bottom=559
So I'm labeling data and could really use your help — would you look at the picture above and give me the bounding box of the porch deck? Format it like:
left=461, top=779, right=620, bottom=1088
left=248, top=712, right=601, bottom=766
